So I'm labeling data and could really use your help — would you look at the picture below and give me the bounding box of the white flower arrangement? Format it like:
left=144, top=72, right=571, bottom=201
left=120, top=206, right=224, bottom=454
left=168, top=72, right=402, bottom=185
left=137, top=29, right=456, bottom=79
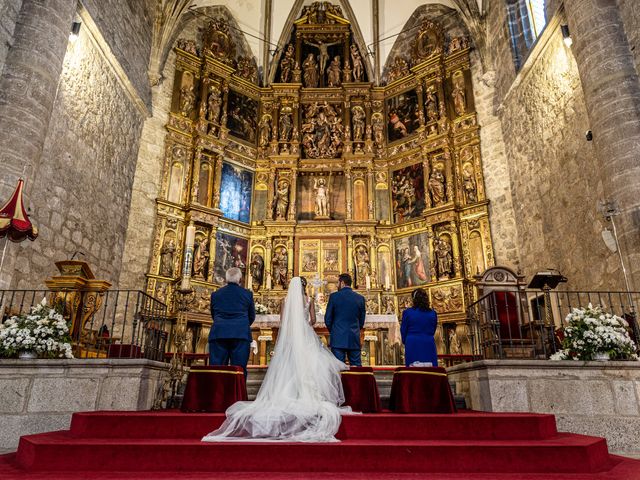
left=0, top=298, right=74, bottom=359
left=550, top=304, right=638, bottom=361
left=255, top=302, right=269, bottom=315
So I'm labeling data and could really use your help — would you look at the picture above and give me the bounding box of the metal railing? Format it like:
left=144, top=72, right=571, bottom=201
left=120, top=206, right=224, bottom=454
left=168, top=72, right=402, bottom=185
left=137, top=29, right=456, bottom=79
left=467, top=289, right=640, bottom=359
left=0, top=289, right=171, bottom=361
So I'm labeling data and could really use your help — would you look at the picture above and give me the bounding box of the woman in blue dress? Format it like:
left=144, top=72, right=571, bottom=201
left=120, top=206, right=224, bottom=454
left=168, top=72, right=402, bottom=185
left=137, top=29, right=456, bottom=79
left=401, top=288, right=438, bottom=367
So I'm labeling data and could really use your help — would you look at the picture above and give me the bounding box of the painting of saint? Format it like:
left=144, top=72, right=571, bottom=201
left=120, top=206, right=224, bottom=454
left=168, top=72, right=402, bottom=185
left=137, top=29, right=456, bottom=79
left=394, top=232, right=430, bottom=289
left=386, top=89, right=420, bottom=143
left=213, top=232, right=249, bottom=286
left=226, top=90, right=258, bottom=144
left=391, top=163, right=426, bottom=222
left=219, top=162, right=253, bottom=223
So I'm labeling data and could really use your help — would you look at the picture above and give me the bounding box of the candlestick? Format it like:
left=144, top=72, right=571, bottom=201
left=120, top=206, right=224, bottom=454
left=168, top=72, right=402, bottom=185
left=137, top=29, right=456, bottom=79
left=180, top=222, right=196, bottom=290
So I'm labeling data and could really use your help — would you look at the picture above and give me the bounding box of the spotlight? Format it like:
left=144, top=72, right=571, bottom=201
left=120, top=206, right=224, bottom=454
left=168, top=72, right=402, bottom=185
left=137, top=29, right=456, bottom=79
left=561, top=24, right=572, bottom=48
left=70, top=21, right=81, bottom=42
left=585, top=130, right=593, bottom=141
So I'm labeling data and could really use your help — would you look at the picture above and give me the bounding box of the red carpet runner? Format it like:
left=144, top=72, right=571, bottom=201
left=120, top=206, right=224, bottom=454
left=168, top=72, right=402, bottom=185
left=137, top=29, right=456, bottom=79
left=1, top=411, right=640, bottom=479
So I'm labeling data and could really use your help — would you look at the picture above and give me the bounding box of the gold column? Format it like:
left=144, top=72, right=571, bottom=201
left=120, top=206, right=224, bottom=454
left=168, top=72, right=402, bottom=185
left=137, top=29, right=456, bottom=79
left=190, top=147, right=202, bottom=204
left=450, top=220, right=462, bottom=278
left=345, top=168, right=353, bottom=220
left=367, top=168, right=375, bottom=220
left=288, top=168, right=298, bottom=221
left=212, top=154, right=223, bottom=211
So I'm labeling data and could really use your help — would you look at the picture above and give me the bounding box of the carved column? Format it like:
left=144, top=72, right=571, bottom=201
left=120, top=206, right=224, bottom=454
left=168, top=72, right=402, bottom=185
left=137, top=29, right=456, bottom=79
left=190, top=148, right=202, bottom=204
left=422, top=151, right=432, bottom=209
left=207, top=227, right=217, bottom=283
left=212, top=154, right=224, bottom=211
left=564, top=0, right=640, bottom=288
left=266, top=170, right=277, bottom=220
left=367, top=168, right=375, bottom=220
left=288, top=168, right=298, bottom=221
left=450, top=221, right=462, bottom=278
left=345, top=168, right=353, bottom=220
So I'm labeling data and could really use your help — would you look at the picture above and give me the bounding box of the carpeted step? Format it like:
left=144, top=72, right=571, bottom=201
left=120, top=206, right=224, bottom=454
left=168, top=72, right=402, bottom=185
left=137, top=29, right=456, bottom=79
left=15, top=431, right=612, bottom=474
left=68, top=411, right=559, bottom=441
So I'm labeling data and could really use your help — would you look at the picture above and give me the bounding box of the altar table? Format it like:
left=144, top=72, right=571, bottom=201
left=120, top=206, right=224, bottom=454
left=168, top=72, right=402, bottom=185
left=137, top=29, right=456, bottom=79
left=181, top=365, right=247, bottom=412
left=254, top=314, right=400, bottom=345
left=388, top=367, right=456, bottom=413
left=340, top=367, right=381, bottom=413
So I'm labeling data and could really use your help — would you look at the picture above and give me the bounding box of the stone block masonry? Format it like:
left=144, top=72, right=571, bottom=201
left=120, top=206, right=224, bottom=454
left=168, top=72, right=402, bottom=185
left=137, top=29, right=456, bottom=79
left=0, top=359, right=169, bottom=450
left=448, top=359, right=640, bottom=454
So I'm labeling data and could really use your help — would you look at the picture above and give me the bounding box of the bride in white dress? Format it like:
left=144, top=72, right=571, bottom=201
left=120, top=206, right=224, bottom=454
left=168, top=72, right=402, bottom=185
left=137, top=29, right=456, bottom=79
left=202, top=276, right=350, bottom=442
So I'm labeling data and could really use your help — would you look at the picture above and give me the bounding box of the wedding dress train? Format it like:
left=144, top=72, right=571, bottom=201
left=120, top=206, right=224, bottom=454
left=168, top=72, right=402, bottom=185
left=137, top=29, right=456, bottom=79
left=202, top=277, right=350, bottom=442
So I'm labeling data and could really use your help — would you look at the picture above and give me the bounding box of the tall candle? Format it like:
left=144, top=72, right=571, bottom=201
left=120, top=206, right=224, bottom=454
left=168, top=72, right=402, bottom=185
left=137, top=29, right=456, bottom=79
left=180, top=222, right=196, bottom=290
left=365, top=274, right=371, bottom=290
left=385, top=273, right=391, bottom=290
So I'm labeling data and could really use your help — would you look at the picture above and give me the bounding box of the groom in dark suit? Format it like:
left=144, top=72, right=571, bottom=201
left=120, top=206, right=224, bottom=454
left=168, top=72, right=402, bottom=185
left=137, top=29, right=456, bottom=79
left=209, top=267, right=255, bottom=376
left=324, top=273, right=366, bottom=366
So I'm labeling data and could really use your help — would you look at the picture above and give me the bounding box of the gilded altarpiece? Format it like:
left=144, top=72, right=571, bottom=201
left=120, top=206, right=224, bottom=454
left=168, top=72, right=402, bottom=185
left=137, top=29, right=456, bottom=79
left=146, top=5, right=494, bottom=365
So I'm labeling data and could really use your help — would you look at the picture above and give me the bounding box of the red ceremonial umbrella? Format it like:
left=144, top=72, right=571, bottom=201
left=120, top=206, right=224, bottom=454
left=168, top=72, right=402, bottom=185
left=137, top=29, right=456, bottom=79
left=0, top=178, right=38, bottom=277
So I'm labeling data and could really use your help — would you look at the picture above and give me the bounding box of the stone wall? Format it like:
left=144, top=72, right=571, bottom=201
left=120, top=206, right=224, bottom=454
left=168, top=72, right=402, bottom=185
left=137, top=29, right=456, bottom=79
left=618, top=0, right=640, bottom=79
left=80, top=0, right=154, bottom=108
left=0, top=0, right=22, bottom=76
left=0, top=359, right=168, bottom=450
left=10, top=26, right=145, bottom=288
left=489, top=14, right=623, bottom=290
left=448, top=359, right=640, bottom=453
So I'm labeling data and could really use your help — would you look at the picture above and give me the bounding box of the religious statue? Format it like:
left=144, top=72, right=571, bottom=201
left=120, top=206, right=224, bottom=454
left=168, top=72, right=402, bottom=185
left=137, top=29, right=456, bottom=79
left=250, top=253, right=264, bottom=290
left=372, top=113, right=384, bottom=147
left=425, top=87, right=438, bottom=122
left=272, top=247, right=289, bottom=289
left=159, top=238, right=175, bottom=277
left=236, top=56, right=257, bottom=83
left=382, top=296, right=395, bottom=315
left=448, top=327, right=462, bottom=354
left=387, top=56, right=410, bottom=83
left=351, top=105, right=366, bottom=142
left=447, top=35, right=468, bottom=55
left=354, top=245, right=371, bottom=287
left=435, top=237, right=453, bottom=279
left=179, top=85, right=195, bottom=117
left=350, top=44, right=364, bottom=82
left=258, top=114, right=272, bottom=148
left=279, top=44, right=295, bottom=83
left=273, top=179, right=290, bottom=220
left=279, top=110, right=293, bottom=142
left=207, top=86, right=222, bottom=124
left=305, top=39, right=341, bottom=77
left=302, top=53, right=319, bottom=88
left=301, top=102, right=343, bottom=158
left=193, top=237, right=210, bottom=279
left=428, top=167, right=446, bottom=206
left=452, top=78, right=467, bottom=116
left=462, top=164, right=477, bottom=203
left=437, top=101, right=448, bottom=134
left=177, top=38, right=198, bottom=56
left=326, top=55, right=342, bottom=87
left=313, top=177, right=330, bottom=218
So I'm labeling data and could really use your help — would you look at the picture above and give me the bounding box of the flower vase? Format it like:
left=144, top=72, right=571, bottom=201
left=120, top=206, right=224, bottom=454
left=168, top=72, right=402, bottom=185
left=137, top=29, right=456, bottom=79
left=18, top=350, right=37, bottom=360
left=593, top=352, right=610, bottom=362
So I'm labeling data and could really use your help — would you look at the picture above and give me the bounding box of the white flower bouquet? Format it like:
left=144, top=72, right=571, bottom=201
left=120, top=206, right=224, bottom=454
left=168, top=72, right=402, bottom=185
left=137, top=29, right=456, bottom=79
left=550, top=304, right=638, bottom=361
left=0, top=299, right=74, bottom=359
left=255, top=302, right=269, bottom=315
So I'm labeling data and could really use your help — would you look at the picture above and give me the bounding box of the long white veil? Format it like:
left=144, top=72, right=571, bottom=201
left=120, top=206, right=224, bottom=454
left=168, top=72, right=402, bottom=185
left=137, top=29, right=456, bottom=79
left=202, top=277, right=350, bottom=442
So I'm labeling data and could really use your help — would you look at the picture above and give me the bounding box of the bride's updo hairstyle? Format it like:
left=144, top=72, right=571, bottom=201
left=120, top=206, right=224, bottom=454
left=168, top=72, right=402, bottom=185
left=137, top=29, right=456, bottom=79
left=412, top=288, right=431, bottom=311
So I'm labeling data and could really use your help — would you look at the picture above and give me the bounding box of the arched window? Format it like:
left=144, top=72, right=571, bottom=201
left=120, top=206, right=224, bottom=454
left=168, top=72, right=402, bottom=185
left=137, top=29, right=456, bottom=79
left=507, top=0, right=547, bottom=70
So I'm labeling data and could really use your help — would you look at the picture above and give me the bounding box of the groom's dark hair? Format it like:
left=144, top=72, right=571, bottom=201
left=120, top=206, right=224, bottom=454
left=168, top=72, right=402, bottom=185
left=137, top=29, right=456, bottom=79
left=338, top=273, right=352, bottom=286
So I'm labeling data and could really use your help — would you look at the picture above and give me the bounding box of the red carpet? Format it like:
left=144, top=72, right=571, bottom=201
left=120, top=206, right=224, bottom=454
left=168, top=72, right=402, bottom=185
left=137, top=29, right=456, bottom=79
left=1, top=410, right=639, bottom=479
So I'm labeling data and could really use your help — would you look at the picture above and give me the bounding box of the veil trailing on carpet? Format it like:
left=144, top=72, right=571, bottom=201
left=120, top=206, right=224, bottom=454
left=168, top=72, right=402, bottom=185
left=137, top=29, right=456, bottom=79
left=202, top=277, right=351, bottom=442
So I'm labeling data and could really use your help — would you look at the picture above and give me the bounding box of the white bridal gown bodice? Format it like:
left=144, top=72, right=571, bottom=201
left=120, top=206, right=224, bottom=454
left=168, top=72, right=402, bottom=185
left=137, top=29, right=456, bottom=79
left=202, top=277, right=350, bottom=442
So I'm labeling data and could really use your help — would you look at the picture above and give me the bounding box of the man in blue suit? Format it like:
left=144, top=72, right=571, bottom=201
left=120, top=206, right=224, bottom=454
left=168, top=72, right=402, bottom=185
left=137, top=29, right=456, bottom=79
left=324, top=273, right=366, bottom=366
left=208, top=267, right=255, bottom=376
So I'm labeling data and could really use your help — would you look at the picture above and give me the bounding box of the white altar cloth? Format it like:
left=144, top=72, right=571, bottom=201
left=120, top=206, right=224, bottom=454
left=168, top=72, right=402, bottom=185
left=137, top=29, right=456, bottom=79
left=253, top=314, right=400, bottom=345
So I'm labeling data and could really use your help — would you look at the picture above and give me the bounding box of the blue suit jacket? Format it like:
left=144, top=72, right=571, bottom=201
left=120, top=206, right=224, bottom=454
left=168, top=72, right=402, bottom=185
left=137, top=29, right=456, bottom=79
left=324, top=287, right=366, bottom=350
left=208, top=283, right=255, bottom=341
